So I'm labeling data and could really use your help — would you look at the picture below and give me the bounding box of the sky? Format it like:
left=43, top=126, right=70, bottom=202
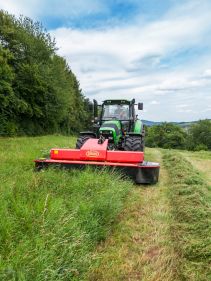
left=1, top=0, right=211, bottom=121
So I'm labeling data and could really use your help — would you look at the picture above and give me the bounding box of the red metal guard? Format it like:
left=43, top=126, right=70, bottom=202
left=50, top=138, right=144, bottom=163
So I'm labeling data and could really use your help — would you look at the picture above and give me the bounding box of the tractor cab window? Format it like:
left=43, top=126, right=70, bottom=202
left=102, top=104, right=129, bottom=120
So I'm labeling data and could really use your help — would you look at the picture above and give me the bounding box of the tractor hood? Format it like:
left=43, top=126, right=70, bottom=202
left=99, top=120, right=121, bottom=142
left=100, top=120, right=121, bottom=133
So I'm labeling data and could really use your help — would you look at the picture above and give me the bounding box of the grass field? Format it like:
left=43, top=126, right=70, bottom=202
left=0, top=136, right=133, bottom=280
left=1, top=136, right=211, bottom=281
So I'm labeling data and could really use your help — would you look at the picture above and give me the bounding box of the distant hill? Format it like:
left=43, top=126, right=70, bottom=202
left=142, top=120, right=162, bottom=127
left=141, top=120, right=207, bottom=128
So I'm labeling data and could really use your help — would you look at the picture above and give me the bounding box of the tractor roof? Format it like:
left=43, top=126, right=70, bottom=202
left=103, top=99, right=135, bottom=105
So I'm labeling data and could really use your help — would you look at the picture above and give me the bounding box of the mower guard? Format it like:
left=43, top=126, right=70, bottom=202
left=35, top=139, right=160, bottom=184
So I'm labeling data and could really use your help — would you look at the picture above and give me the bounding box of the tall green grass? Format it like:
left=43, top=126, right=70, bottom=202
left=163, top=152, right=211, bottom=281
left=0, top=136, right=132, bottom=280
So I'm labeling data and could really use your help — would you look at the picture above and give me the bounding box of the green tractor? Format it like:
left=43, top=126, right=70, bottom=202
left=36, top=99, right=160, bottom=183
left=76, top=99, right=145, bottom=151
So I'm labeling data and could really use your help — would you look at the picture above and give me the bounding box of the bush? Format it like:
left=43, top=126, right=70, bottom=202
left=194, top=144, right=208, bottom=151
left=146, top=123, right=187, bottom=149
left=186, top=120, right=211, bottom=151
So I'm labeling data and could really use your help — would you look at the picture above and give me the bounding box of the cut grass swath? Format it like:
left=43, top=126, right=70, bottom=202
left=87, top=149, right=178, bottom=281
left=163, top=152, right=211, bottom=281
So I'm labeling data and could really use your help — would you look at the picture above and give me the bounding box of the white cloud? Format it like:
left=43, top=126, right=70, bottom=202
left=50, top=1, right=211, bottom=122
left=1, top=0, right=211, bottom=121
left=202, top=69, right=211, bottom=78
left=202, top=108, right=211, bottom=112
left=176, top=104, right=189, bottom=108
left=178, top=109, right=194, bottom=113
left=150, top=100, right=160, bottom=105
left=0, top=0, right=105, bottom=19
left=0, top=0, right=36, bottom=17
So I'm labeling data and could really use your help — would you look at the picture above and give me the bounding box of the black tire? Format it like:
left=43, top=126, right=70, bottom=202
left=124, top=136, right=144, bottom=152
left=75, top=135, right=93, bottom=149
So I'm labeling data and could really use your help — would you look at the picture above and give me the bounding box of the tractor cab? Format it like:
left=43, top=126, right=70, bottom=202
left=96, top=99, right=143, bottom=125
left=101, top=100, right=130, bottom=121
left=77, top=99, right=145, bottom=151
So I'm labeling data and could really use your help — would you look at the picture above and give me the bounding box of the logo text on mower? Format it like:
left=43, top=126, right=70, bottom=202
left=86, top=150, right=100, bottom=157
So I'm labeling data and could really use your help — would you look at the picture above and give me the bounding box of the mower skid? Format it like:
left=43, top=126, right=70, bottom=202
left=134, top=162, right=160, bottom=184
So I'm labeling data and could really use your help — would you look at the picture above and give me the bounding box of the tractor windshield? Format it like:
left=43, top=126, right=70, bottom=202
left=102, top=104, right=129, bottom=120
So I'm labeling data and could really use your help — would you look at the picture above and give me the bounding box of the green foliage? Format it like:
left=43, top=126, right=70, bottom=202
left=163, top=152, right=211, bottom=280
left=194, top=143, right=208, bottom=151
left=146, top=123, right=187, bottom=149
left=0, top=11, right=92, bottom=136
left=146, top=120, right=211, bottom=151
left=186, top=120, right=211, bottom=151
left=0, top=135, right=132, bottom=280
left=0, top=46, right=17, bottom=135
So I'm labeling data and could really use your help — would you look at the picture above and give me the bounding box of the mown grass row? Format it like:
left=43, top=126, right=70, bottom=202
left=87, top=149, right=179, bottom=281
left=0, top=136, right=133, bottom=281
left=163, top=152, right=211, bottom=281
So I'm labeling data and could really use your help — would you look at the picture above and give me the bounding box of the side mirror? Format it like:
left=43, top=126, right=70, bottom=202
left=93, top=99, right=98, bottom=118
left=138, top=102, right=143, bottom=110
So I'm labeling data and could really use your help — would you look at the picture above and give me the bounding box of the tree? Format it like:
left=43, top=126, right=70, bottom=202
left=0, top=10, right=92, bottom=136
left=0, top=46, right=19, bottom=135
left=146, top=123, right=187, bottom=149
left=187, top=120, right=211, bottom=151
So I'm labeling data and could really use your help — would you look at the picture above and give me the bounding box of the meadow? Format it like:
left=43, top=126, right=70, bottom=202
left=0, top=136, right=211, bottom=281
left=0, top=136, right=133, bottom=280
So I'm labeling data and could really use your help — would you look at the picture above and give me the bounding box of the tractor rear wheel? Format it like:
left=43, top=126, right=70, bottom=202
left=75, top=135, right=93, bottom=149
left=124, top=136, right=144, bottom=152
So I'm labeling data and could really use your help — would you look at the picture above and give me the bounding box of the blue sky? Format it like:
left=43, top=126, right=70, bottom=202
left=1, top=0, right=211, bottom=121
left=38, top=0, right=175, bottom=29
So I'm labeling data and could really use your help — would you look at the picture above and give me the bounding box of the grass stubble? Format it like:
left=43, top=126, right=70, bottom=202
left=180, top=150, right=211, bottom=186
left=88, top=149, right=211, bottom=281
left=88, top=149, right=178, bottom=281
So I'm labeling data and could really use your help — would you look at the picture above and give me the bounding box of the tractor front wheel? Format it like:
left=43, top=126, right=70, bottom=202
left=124, top=136, right=144, bottom=152
left=75, top=135, right=93, bottom=149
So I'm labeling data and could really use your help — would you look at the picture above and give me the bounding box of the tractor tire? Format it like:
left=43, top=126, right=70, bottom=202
left=75, top=135, right=93, bottom=149
left=124, top=136, right=144, bottom=152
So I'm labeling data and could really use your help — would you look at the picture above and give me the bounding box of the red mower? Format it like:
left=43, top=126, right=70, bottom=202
left=35, top=99, right=160, bottom=184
